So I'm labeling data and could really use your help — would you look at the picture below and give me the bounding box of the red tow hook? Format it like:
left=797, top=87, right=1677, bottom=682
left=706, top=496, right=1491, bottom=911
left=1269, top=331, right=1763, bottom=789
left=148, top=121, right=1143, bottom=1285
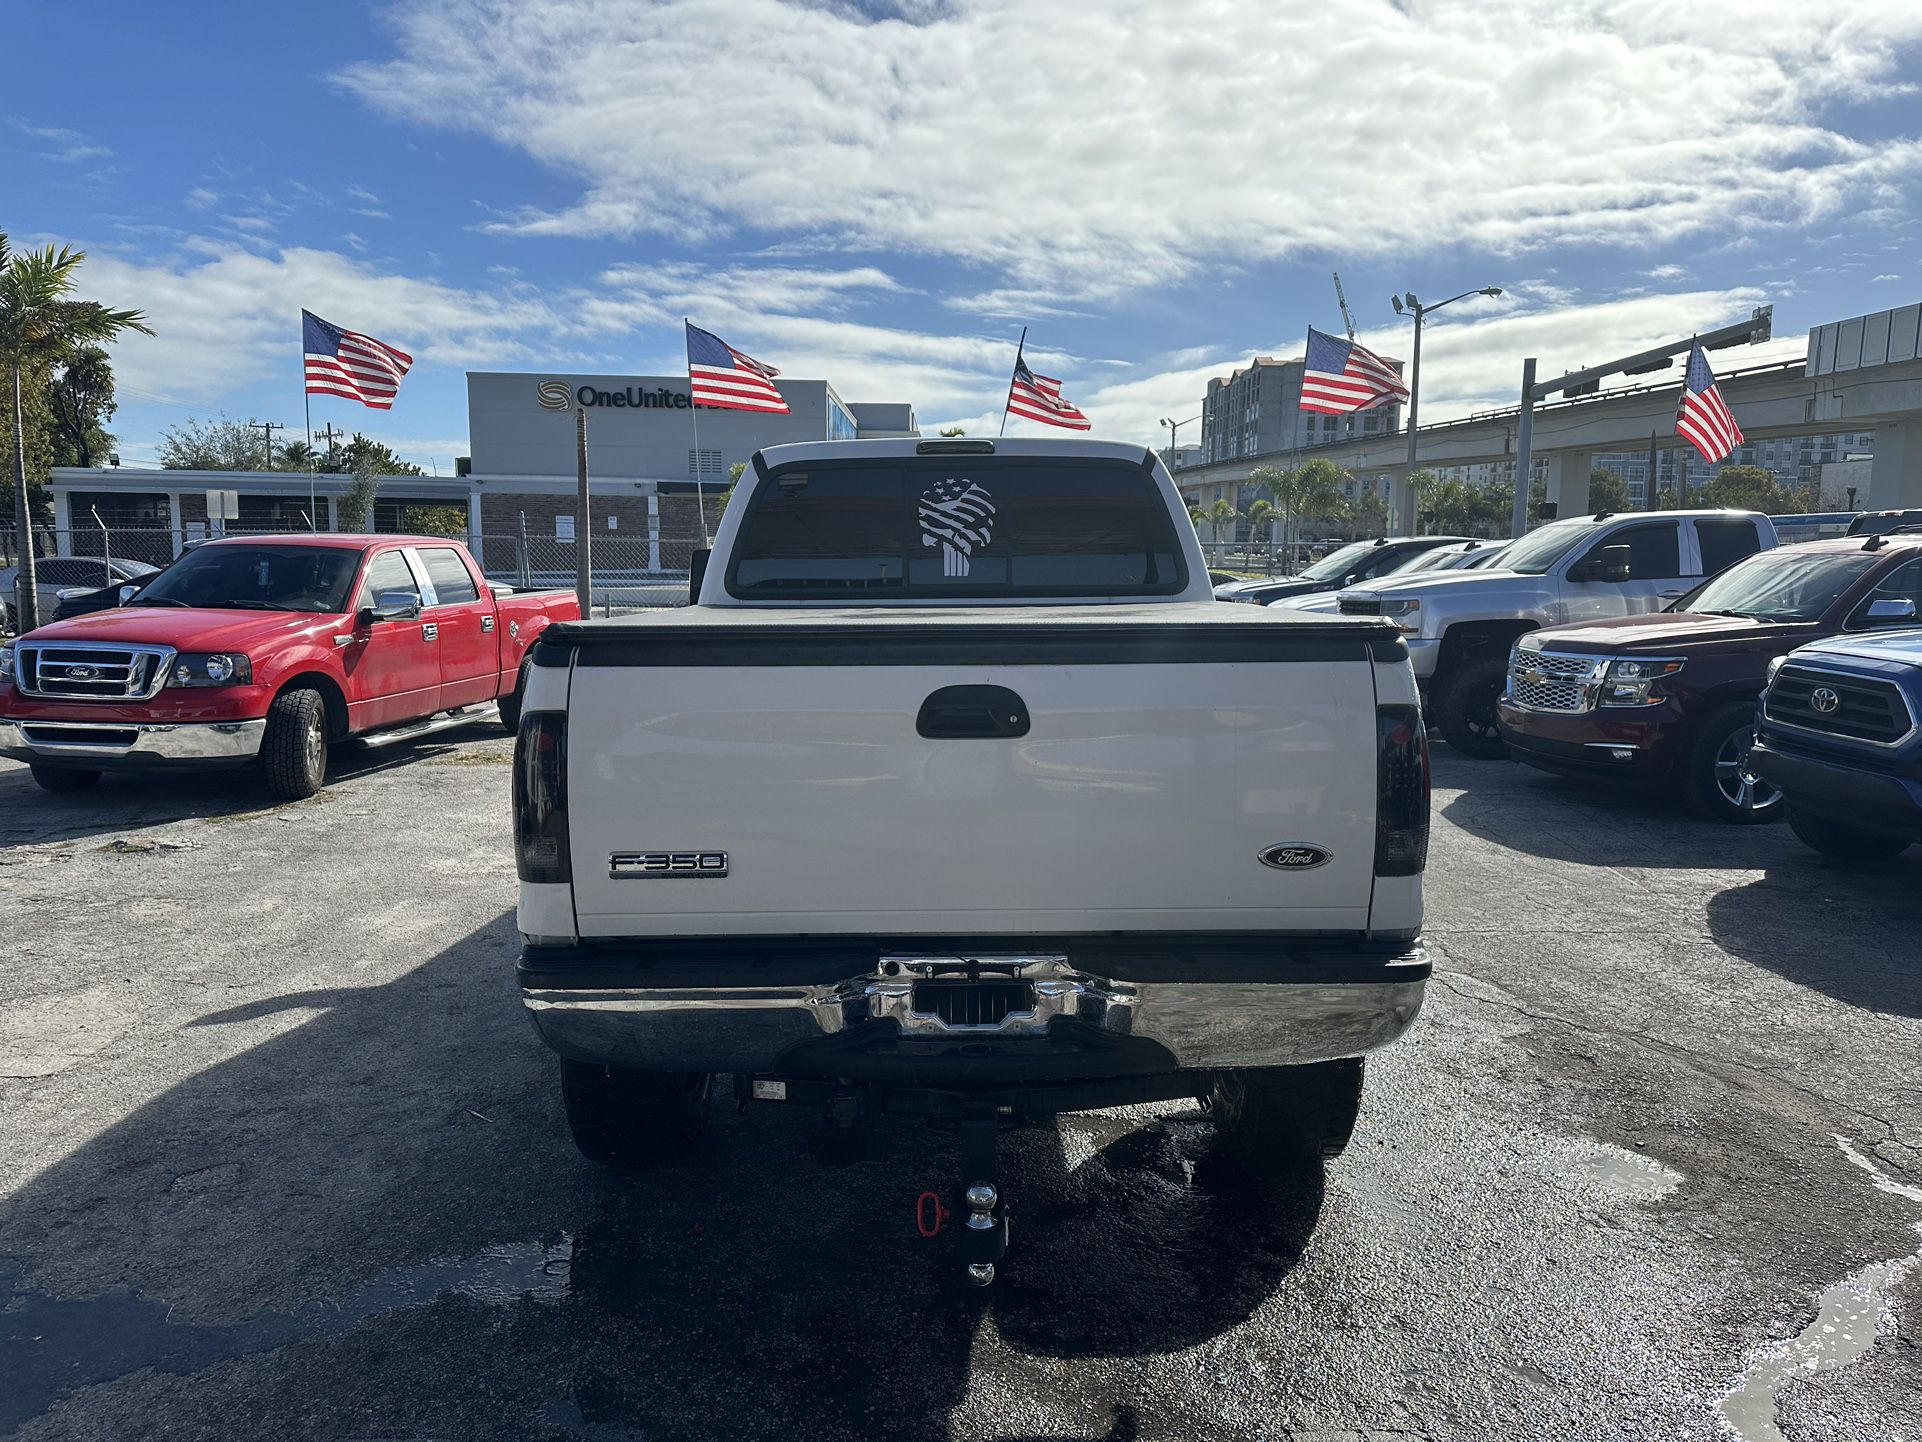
left=915, top=1190, right=951, bottom=1237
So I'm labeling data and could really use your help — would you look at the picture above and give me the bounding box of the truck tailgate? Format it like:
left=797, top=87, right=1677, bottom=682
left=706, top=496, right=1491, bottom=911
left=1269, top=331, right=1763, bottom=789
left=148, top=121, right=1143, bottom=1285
left=558, top=609, right=1392, bottom=937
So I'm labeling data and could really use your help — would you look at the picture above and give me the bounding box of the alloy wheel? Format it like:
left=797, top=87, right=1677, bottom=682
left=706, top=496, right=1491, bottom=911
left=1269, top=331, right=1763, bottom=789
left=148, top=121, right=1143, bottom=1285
left=1713, top=729, right=1780, bottom=814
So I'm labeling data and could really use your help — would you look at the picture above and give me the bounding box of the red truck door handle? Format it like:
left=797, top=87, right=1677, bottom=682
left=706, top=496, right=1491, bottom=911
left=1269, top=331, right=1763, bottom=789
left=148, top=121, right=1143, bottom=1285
left=481, top=615, right=495, bottom=633
left=422, top=623, right=439, bottom=641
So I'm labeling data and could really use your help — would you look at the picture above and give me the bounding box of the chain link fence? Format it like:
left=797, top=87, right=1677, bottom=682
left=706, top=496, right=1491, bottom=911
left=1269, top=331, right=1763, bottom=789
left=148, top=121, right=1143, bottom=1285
left=1, top=525, right=706, bottom=633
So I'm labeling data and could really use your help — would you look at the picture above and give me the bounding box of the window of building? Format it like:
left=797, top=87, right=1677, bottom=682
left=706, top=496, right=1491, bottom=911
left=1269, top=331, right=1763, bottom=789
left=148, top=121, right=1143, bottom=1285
left=688, top=449, right=725, bottom=481
left=237, top=494, right=318, bottom=531
left=827, top=397, right=858, bottom=442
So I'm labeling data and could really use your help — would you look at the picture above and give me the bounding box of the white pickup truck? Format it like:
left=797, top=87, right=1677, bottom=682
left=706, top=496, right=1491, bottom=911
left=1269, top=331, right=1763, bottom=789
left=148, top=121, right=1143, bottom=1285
left=511, top=437, right=1430, bottom=1283
left=1327, top=509, right=1777, bottom=756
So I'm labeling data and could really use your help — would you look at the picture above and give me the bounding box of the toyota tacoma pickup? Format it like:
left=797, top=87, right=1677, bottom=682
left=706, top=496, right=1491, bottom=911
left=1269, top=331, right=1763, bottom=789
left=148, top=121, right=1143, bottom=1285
left=0, top=534, right=577, bottom=799
left=1752, top=627, right=1922, bottom=862
left=1496, top=532, right=1922, bottom=823
left=513, top=437, right=1431, bottom=1283
left=1332, top=509, right=1776, bottom=756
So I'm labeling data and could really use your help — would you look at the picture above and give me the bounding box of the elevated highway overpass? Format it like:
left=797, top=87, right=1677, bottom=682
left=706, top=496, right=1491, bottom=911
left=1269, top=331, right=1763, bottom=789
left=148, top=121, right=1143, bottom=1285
left=1173, top=301, right=1922, bottom=525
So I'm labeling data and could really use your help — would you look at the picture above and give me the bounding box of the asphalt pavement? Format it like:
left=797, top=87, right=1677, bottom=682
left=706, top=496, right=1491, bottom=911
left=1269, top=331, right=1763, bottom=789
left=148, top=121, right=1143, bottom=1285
left=1, top=735, right=1917, bottom=1441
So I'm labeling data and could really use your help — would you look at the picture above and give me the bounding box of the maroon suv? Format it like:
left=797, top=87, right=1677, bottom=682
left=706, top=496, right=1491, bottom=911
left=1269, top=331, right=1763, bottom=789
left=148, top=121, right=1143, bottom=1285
left=1495, top=532, right=1922, bottom=822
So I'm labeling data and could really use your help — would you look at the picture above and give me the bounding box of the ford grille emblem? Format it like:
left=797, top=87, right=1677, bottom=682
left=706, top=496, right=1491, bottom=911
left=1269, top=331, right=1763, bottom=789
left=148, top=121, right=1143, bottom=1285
left=1810, top=686, right=1841, bottom=715
left=64, top=665, right=99, bottom=680
left=1259, top=844, right=1332, bottom=871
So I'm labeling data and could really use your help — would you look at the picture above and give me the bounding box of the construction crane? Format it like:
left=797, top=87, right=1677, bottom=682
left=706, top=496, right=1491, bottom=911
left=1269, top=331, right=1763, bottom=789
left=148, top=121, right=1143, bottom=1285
left=1332, top=272, right=1358, bottom=342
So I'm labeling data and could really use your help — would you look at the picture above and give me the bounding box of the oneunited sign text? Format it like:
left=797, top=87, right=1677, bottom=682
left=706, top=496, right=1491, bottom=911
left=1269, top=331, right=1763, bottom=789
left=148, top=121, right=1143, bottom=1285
left=538, top=379, right=693, bottom=411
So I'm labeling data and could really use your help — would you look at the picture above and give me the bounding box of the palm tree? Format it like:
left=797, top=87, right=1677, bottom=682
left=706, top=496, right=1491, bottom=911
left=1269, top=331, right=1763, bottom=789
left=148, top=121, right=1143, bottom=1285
left=1245, top=498, right=1275, bottom=560
left=279, top=440, right=318, bottom=472
left=1, top=232, right=149, bottom=631
left=1206, top=497, right=1240, bottom=547
left=1255, top=461, right=1349, bottom=572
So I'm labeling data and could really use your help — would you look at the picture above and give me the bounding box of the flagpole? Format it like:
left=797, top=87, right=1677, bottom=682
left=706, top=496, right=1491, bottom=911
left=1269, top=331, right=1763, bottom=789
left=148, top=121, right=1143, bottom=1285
left=304, top=388, right=317, bottom=531
left=686, top=320, right=711, bottom=547
left=999, top=325, right=1026, bottom=437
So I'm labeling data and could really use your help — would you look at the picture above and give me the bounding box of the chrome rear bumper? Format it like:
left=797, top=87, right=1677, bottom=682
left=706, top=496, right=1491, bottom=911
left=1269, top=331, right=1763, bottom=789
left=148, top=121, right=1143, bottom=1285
left=522, top=949, right=1427, bottom=1075
left=0, top=716, right=265, bottom=767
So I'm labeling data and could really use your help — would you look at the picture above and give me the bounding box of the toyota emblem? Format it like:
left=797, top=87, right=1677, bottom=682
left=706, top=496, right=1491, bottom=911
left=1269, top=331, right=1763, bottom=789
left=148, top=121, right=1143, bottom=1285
left=1810, top=686, right=1841, bottom=714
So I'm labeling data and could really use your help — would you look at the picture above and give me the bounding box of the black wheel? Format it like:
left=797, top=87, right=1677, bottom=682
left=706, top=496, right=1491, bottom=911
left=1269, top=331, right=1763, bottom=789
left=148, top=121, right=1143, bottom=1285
left=1687, top=702, right=1782, bottom=824
left=498, top=660, right=529, bottom=734
left=30, top=764, right=102, bottom=794
left=1435, top=654, right=1509, bottom=758
left=262, top=688, right=328, bottom=800
left=1787, top=807, right=1912, bottom=862
left=1209, top=1057, right=1365, bottom=1166
left=560, top=1059, right=710, bottom=1167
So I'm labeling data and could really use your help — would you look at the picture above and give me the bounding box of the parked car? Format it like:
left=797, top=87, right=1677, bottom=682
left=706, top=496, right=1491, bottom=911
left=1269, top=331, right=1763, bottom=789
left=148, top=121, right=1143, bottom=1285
left=1269, top=541, right=1511, bottom=613
left=1331, top=510, right=1779, bottom=757
left=1214, top=535, right=1472, bottom=605
left=1752, top=627, right=1922, bottom=861
left=0, top=555, right=160, bottom=634
left=1771, top=512, right=1861, bottom=545
left=1495, top=532, right=1922, bottom=822
left=0, top=534, right=578, bottom=798
left=1846, top=510, right=1922, bottom=537
left=514, top=437, right=1431, bottom=1285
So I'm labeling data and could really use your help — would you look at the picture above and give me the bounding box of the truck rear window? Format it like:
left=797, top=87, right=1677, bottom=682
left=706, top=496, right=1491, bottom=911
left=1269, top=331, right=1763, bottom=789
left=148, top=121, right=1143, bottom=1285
left=725, top=459, right=1187, bottom=599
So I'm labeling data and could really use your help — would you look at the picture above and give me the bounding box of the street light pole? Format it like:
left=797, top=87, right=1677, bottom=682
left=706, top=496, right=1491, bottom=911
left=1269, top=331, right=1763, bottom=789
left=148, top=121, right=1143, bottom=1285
left=1390, top=285, right=1502, bottom=534
left=1159, top=414, right=1198, bottom=467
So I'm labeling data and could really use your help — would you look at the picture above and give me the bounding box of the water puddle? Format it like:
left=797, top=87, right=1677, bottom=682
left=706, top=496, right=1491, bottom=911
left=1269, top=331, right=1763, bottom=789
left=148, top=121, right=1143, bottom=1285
left=0, top=1236, right=571, bottom=1431
left=1716, top=1136, right=1922, bottom=1442
left=1556, top=1138, right=1684, bottom=1201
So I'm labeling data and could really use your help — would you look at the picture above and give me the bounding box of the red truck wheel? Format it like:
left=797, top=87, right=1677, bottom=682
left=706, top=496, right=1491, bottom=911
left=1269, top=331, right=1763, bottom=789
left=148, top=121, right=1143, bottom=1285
left=262, top=688, right=328, bottom=800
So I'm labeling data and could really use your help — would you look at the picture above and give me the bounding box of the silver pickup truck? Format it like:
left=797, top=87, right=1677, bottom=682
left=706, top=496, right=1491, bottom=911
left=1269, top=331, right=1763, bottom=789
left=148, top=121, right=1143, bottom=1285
left=511, top=437, right=1431, bottom=1282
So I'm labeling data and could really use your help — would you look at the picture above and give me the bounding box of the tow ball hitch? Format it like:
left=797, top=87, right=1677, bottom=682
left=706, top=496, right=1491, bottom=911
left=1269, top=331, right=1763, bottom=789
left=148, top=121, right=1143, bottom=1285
left=956, top=1110, right=1009, bottom=1285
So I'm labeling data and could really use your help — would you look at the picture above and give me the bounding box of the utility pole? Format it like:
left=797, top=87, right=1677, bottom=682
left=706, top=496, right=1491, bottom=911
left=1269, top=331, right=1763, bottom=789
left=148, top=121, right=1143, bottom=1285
left=255, top=421, right=284, bottom=472
left=575, top=406, right=592, bottom=619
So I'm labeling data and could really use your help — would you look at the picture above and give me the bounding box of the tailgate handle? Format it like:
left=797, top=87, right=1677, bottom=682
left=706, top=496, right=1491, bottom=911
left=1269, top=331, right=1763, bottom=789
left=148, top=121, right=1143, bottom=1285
left=917, top=685, right=1030, bottom=739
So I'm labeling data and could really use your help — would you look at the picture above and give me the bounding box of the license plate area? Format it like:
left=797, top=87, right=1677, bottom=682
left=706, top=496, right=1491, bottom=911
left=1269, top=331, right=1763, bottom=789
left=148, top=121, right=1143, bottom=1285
left=910, top=981, right=1035, bottom=1029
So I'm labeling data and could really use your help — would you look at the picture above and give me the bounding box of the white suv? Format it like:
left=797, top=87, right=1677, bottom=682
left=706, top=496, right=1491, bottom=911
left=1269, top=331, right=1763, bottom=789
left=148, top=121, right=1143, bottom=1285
left=1333, top=509, right=1777, bottom=756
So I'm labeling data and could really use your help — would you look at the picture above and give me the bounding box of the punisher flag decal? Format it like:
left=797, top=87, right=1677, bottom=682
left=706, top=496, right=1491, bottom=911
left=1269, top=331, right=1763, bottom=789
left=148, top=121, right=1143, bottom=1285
left=919, top=478, right=996, bottom=577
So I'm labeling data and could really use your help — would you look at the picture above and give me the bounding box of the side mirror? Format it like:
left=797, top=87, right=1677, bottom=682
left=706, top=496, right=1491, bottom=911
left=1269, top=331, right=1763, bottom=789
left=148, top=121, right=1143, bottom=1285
left=1865, top=597, right=1920, bottom=626
left=689, top=547, right=712, bottom=606
left=359, top=590, right=421, bottom=625
left=1574, top=544, right=1632, bottom=584
left=116, top=584, right=139, bottom=605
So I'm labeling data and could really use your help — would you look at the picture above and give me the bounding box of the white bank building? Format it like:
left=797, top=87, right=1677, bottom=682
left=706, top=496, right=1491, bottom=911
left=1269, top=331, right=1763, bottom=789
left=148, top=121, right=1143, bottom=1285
left=46, top=370, right=920, bottom=574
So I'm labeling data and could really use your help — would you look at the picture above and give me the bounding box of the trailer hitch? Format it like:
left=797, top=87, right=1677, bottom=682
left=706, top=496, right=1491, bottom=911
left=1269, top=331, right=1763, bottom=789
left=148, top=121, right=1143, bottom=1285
left=957, top=1109, right=1008, bottom=1285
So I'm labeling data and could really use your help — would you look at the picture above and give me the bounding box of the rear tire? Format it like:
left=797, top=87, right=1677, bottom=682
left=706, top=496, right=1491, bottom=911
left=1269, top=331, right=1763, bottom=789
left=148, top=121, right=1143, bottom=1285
left=498, top=660, right=529, bottom=734
left=560, top=1059, right=710, bottom=1167
left=1209, top=1057, right=1365, bottom=1166
left=1435, top=654, right=1509, bottom=758
left=1787, top=807, right=1912, bottom=862
left=30, top=764, right=102, bottom=794
left=262, top=688, right=328, bottom=800
left=1687, top=702, right=1782, bottom=824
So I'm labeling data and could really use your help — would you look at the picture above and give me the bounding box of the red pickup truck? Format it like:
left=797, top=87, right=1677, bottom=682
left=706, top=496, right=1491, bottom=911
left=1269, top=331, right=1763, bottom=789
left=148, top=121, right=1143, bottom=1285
left=0, top=534, right=578, bottom=799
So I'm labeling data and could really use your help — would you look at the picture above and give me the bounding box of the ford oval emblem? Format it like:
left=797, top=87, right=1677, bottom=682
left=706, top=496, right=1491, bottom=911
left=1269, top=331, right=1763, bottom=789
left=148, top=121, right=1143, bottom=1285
left=1259, top=844, right=1332, bottom=871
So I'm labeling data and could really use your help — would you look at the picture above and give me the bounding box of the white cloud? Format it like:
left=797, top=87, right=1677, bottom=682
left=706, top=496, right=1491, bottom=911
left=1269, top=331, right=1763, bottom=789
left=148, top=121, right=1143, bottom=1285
left=11, top=119, right=112, bottom=163
left=338, top=0, right=1922, bottom=301
left=1874, top=272, right=1902, bottom=281
left=1643, top=264, right=1688, bottom=281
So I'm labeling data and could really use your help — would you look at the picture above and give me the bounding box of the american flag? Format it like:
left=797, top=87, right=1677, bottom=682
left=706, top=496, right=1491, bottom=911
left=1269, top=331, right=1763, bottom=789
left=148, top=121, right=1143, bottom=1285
left=302, top=310, right=412, bottom=410
left=1675, top=341, right=1744, bottom=464
left=1299, top=326, right=1409, bottom=415
left=1005, top=356, right=1091, bottom=430
left=686, top=322, right=789, bottom=413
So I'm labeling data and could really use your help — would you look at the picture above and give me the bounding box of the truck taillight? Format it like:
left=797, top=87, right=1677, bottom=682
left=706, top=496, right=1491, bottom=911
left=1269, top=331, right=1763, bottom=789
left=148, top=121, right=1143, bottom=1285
left=514, top=712, right=571, bottom=884
left=1375, top=705, right=1430, bottom=876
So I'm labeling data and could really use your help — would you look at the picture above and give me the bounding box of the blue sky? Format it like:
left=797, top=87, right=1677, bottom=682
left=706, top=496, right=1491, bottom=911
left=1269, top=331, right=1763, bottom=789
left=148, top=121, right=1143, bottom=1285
left=7, top=0, right=1922, bottom=472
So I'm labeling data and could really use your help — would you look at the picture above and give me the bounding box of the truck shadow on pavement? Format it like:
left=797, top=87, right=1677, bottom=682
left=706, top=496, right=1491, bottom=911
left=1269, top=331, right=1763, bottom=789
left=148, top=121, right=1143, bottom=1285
left=0, top=911, right=1323, bottom=1442
left=1703, top=859, right=1922, bottom=1018
left=1435, top=755, right=1786, bottom=870
left=0, top=731, right=508, bottom=846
